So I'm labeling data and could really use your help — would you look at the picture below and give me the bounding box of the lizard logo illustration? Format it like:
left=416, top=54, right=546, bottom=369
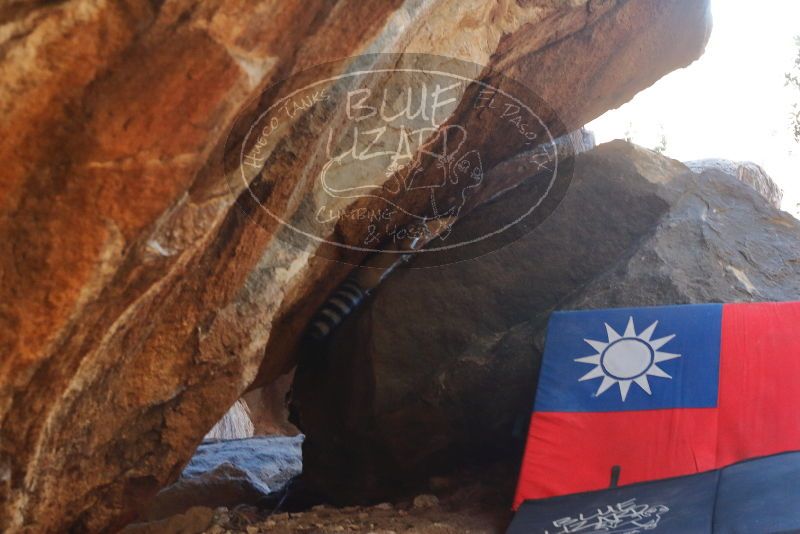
left=547, top=499, right=669, bottom=534
left=318, top=123, right=483, bottom=239
left=226, top=53, right=571, bottom=265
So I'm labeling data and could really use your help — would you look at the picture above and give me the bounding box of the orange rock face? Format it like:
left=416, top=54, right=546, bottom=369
left=0, top=1, right=710, bottom=532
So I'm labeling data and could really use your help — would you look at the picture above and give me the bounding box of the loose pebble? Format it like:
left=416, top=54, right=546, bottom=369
left=412, top=494, right=439, bottom=509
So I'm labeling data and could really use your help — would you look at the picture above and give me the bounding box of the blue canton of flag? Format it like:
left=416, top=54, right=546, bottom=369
left=534, top=304, right=722, bottom=412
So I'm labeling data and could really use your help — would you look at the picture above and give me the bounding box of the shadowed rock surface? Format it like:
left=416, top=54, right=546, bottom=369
left=0, top=1, right=711, bottom=531
left=291, top=141, right=800, bottom=503
left=243, top=373, right=299, bottom=437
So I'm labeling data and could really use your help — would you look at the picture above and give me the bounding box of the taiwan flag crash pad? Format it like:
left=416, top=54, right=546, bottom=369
left=514, top=301, right=800, bottom=507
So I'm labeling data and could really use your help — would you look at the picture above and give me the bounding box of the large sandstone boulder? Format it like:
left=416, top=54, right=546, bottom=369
left=291, top=141, right=800, bottom=503
left=0, top=1, right=711, bottom=531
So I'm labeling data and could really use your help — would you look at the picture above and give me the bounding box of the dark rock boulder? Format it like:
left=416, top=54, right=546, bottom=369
left=291, top=141, right=800, bottom=503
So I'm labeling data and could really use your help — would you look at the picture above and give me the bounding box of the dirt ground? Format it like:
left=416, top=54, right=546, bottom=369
left=124, top=467, right=515, bottom=534
left=207, top=495, right=510, bottom=534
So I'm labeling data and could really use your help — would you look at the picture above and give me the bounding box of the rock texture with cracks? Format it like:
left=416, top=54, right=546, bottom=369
left=0, top=1, right=711, bottom=532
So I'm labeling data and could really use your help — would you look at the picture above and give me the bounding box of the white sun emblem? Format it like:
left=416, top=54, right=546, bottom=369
left=575, top=317, right=681, bottom=401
